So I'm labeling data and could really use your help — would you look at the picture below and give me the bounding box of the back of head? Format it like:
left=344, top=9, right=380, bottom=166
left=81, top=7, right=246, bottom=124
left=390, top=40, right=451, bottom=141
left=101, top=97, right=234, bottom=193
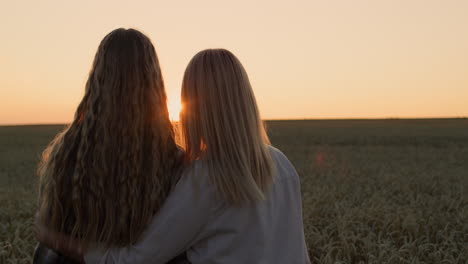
left=180, top=49, right=274, bottom=205
left=38, top=28, right=180, bottom=247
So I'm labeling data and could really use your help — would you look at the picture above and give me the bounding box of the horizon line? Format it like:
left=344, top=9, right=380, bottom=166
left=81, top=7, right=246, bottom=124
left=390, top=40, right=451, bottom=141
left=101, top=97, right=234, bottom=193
left=1, top=117, right=467, bottom=127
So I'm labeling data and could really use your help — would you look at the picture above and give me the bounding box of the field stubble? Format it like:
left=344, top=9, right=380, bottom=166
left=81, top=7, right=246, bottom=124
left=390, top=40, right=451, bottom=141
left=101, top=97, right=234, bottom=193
left=1, top=119, right=467, bottom=263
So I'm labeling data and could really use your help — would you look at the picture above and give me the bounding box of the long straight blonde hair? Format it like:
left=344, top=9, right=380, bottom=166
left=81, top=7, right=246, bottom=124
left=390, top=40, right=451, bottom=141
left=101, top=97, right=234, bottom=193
left=180, top=49, right=274, bottom=205
left=37, top=28, right=181, bottom=247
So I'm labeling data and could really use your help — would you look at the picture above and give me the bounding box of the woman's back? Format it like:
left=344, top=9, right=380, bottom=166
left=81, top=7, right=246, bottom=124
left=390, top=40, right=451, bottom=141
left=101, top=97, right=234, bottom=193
left=187, top=146, right=309, bottom=263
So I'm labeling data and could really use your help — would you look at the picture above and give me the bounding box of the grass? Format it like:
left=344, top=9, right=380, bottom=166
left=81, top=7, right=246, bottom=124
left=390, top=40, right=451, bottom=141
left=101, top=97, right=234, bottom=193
left=1, top=119, right=467, bottom=263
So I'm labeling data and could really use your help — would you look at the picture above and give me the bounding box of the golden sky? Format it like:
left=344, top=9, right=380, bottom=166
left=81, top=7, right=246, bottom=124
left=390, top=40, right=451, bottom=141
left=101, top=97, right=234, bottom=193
left=1, top=0, right=467, bottom=124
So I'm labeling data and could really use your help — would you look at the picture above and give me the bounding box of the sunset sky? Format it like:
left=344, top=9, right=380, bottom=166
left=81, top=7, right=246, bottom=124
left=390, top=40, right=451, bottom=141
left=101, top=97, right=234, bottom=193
left=1, top=0, right=467, bottom=125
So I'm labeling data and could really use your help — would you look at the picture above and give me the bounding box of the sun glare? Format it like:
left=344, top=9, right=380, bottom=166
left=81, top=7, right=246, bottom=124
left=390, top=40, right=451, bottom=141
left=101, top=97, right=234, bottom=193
left=168, top=98, right=182, bottom=122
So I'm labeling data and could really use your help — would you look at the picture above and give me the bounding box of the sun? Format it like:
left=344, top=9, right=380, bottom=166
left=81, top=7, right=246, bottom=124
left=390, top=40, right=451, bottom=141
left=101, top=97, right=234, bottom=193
left=168, top=97, right=182, bottom=122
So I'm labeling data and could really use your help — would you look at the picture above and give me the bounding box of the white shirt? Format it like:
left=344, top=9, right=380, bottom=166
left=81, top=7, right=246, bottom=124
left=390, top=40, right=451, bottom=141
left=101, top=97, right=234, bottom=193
left=85, top=146, right=311, bottom=264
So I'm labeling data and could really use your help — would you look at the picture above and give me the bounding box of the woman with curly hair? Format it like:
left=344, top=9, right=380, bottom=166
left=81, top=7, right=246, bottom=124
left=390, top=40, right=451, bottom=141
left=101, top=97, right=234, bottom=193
left=34, top=28, right=185, bottom=264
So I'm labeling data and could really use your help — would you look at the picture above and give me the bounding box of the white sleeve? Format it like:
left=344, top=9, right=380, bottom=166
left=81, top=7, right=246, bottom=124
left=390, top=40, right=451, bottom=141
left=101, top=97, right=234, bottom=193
left=84, top=166, right=215, bottom=264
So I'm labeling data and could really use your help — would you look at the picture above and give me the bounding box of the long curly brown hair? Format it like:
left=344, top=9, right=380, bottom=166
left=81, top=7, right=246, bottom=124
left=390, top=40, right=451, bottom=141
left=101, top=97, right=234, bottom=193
left=37, top=28, right=181, bottom=247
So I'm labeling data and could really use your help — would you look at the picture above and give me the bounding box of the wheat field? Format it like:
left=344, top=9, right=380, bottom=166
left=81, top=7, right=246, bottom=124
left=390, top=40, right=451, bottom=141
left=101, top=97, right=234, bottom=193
left=1, top=119, right=467, bottom=264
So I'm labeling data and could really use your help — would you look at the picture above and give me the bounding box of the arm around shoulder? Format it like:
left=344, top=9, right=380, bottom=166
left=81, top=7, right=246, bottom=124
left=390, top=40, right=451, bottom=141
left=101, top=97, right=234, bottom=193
left=84, top=163, right=215, bottom=264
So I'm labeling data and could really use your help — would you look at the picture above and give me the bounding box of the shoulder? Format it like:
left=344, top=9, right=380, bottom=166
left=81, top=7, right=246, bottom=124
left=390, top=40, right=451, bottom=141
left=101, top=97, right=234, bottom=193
left=267, top=145, right=293, bottom=169
left=267, top=145, right=288, bottom=161
left=267, top=145, right=299, bottom=181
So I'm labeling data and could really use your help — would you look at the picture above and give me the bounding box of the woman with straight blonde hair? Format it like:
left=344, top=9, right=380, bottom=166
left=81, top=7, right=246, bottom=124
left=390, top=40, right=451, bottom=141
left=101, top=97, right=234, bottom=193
left=180, top=48, right=274, bottom=205
left=37, top=49, right=310, bottom=264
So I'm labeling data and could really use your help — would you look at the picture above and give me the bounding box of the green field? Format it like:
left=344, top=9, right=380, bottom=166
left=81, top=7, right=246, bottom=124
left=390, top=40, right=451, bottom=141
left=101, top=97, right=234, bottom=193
left=1, top=119, right=467, bottom=263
